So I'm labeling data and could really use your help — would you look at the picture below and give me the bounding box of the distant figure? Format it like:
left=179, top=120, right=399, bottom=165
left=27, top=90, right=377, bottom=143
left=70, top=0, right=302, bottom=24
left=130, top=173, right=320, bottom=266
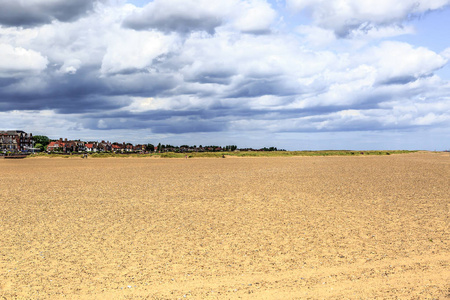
left=222, top=155, right=225, bottom=158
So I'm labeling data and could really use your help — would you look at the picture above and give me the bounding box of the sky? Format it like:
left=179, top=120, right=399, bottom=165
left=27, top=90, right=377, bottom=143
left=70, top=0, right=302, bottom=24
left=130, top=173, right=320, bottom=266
left=0, top=0, right=449, bottom=150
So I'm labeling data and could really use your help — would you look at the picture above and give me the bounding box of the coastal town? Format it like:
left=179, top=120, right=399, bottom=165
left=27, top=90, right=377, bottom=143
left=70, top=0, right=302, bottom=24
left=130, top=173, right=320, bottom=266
left=0, top=130, right=280, bottom=154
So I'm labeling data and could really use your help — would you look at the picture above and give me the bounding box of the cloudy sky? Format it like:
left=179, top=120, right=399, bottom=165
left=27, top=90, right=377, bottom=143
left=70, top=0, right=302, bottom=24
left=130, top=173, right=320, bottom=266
left=1, top=0, right=449, bottom=150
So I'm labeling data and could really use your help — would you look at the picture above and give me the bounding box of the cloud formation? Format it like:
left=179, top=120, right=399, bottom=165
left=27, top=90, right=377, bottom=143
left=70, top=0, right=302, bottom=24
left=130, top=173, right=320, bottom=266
left=287, top=0, right=450, bottom=36
left=123, top=0, right=277, bottom=34
left=0, top=0, right=449, bottom=149
left=0, top=43, right=48, bottom=76
left=0, top=0, right=98, bottom=27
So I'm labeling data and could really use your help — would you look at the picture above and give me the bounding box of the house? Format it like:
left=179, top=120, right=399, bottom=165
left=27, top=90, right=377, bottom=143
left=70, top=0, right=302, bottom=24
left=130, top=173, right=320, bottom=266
left=125, top=143, right=134, bottom=152
left=134, top=144, right=145, bottom=152
left=64, top=141, right=75, bottom=152
left=98, top=140, right=112, bottom=152
left=112, top=144, right=123, bottom=153
left=85, top=143, right=98, bottom=152
left=47, top=140, right=65, bottom=152
left=47, top=138, right=86, bottom=153
left=74, top=140, right=86, bottom=152
left=0, top=130, right=33, bottom=152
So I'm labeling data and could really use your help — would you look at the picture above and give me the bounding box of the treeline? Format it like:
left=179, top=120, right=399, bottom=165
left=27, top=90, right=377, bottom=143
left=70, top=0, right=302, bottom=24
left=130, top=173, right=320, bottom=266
left=32, top=135, right=282, bottom=153
left=155, top=144, right=250, bottom=152
left=153, top=144, right=283, bottom=152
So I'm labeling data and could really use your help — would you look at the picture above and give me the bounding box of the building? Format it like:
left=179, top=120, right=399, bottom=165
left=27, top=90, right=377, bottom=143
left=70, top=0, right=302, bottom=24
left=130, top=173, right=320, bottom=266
left=47, top=138, right=87, bottom=153
left=112, top=144, right=123, bottom=152
left=0, top=130, right=33, bottom=152
left=98, top=141, right=112, bottom=152
left=47, top=140, right=65, bottom=152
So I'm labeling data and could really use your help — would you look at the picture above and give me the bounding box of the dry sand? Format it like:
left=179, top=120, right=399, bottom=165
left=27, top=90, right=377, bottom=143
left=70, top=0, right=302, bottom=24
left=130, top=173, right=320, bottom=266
left=0, top=152, right=449, bottom=299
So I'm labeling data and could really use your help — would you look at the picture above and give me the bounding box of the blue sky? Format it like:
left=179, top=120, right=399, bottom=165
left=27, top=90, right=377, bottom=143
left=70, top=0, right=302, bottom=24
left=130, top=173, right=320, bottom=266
left=0, top=0, right=449, bottom=150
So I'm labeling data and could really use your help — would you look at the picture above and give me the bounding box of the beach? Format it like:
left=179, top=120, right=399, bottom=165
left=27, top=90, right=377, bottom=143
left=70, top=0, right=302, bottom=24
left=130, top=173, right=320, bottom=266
left=1, top=152, right=449, bottom=299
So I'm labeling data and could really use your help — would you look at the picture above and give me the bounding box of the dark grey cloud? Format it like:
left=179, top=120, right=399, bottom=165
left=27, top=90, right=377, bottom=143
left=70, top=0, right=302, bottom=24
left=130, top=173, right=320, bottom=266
left=124, top=14, right=222, bottom=34
left=123, top=2, right=223, bottom=34
left=75, top=97, right=385, bottom=135
left=241, top=28, right=272, bottom=35
left=0, top=66, right=178, bottom=113
left=377, top=73, right=437, bottom=86
left=378, top=75, right=418, bottom=86
left=0, top=47, right=411, bottom=135
left=0, top=77, right=19, bottom=88
left=105, top=72, right=180, bottom=98
left=123, top=0, right=276, bottom=35
left=226, top=78, right=300, bottom=98
left=0, top=0, right=96, bottom=27
left=152, top=121, right=226, bottom=134
left=89, top=108, right=381, bottom=134
left=81, top=111, right=227, bottom=133
left=279, top=117, right=426, bottom=133
left=184, top=69, right=235, bottom=85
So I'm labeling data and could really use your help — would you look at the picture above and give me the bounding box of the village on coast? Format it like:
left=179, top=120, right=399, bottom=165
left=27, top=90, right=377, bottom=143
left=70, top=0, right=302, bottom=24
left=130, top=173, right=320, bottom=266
left=0, top=130, right=280, bottom=155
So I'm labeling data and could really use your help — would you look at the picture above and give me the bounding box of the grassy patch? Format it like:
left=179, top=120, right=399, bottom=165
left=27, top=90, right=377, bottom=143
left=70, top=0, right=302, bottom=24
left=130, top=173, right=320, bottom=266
left=28, top=152, right=76, bottom=158
left=229, top=150, right=415, bottom=157
left=27, top=150, right=416, bottom=159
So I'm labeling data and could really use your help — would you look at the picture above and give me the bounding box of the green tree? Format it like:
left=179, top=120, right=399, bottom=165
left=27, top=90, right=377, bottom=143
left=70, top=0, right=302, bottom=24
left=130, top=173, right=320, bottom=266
left=33, top=135, right=50, bottom=147
left=34, top=143, right=44, bottom=151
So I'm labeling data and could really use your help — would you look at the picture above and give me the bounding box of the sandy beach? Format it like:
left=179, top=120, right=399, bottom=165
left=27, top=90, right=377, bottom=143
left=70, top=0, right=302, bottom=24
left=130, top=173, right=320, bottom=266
left=1, top=152, right=449, bottom=299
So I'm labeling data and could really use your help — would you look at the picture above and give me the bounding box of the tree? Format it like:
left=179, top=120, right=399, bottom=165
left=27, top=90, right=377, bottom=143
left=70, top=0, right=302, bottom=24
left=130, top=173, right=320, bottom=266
left=34, top=143, right=44, bottom=151
left=146, top=144, right=155, bottom=152
left=33, top=135, right=50, bottom=147
left=225, top=145, right=237, bottom=151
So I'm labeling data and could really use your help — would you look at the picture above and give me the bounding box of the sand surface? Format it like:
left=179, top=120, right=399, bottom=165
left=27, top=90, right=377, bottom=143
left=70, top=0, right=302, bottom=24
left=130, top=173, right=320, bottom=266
left=0, top=152, right=449, bottom=299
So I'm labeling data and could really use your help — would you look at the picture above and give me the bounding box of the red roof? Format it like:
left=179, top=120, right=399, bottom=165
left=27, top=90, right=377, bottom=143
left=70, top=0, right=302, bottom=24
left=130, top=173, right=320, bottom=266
left=85, top=143, right=94, bottom=148
left=48, top=141, right=65, bottom=148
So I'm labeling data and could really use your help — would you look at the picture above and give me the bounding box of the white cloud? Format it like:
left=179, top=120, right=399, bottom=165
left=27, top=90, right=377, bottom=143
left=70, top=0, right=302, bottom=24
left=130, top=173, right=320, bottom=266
left=59, top=59, right=81, bottom=74
left=287, top=0, right=450, bottom=37
left=124, top=0, right=277, bottom=34
left=123, top=0, right=235, bottom=33
left=0, top=110, right=82, bottom=136
left=231, top=0, right=277, bottom=33
left=101, top=30, right=177, bottom=75
left=0, top=43, right=48, bottom=77
left=97, top=119, right=108, bottom=129
left=441, top=47, right=450, bottom=59
left=364, top=41, right=447, bottom=83
left=127, top=97, right=156, bottom=112
left=414, top=112, right=448, bottom=125
left=347, top=24, right=415, bottom=40
left=296, top=25, right=336, bottom=47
